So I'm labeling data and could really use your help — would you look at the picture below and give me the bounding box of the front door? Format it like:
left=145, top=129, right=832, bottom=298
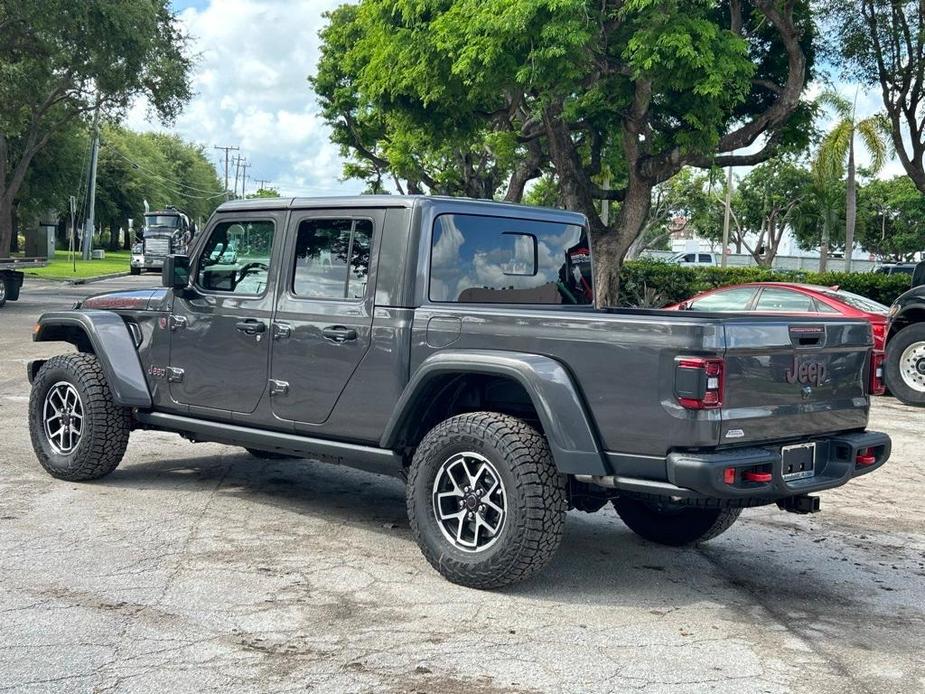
left=269, top=210, right=382, bottom=426
left=168, top=213, right=282, bottom=415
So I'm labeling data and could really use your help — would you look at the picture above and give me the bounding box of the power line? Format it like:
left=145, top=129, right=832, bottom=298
left=106, top=147, right=225, bottom=196
left=255, top=178, right=272, bottom=191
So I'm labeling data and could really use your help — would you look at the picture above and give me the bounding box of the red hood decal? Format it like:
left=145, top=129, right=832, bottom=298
left=81, top=290, right=160, bottom=311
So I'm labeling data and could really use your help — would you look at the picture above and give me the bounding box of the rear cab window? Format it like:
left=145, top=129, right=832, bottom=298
left=429, top=214, right=592, bottom=305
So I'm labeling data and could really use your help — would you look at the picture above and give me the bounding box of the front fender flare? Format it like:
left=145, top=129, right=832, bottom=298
left=30, top=310, right=152, bottom=408
left=381, top=350, right=607, bottom=475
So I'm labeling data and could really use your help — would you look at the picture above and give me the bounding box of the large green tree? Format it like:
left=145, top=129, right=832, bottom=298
left=0, top=0, right=193, bottom=255
left=313, top=0, right=816, bottom=305
left=829, top=0, right=925, bottom=195
left=858, top=176, right=925, bottom=261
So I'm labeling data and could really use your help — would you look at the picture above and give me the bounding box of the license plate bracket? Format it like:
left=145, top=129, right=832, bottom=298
left=781, top=442, right=817, bottom=481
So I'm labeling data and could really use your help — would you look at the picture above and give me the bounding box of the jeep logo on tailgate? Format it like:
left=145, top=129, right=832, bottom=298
left=785, top=356, right=826, bottom=386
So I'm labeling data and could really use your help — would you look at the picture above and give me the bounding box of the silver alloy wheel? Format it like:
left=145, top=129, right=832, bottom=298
left=0, top=280, right=6, bottom=302
left=432, top=451, right=507, bottom=553
left=899, top=341, right=925, bottom=393
left=43, top=382, right=84, bottom=454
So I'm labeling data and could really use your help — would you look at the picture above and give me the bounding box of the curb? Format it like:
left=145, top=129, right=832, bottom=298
left=69, top=272, right=132, bottom=285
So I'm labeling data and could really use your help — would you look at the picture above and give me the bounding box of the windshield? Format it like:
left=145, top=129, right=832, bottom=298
left=818, top=289, right=889, bottom=314
left=145, top=215, right=180, bottom=228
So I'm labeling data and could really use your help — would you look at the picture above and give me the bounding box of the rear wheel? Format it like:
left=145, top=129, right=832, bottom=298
left=28, top=354, right=131, bottom=481
left=613, top=497, right=741, bottom=546
left=130, top=266, right=141, bottom=276
left=406, top=412, right=567, bottom=589
left=885, top=323, right=925, bottom=406
left=0, top=278, right=6, bottom=307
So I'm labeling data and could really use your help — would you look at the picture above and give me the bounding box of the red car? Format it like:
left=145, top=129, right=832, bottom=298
left=666, top=282, right=890, bottom=350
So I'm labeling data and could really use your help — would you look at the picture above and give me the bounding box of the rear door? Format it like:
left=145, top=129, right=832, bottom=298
left=720, top=317, right=872, bottom=445
left=269, top=209, right=382, bottom=425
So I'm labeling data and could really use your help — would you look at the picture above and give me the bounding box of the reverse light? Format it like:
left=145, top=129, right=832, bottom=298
left=675, top=357, right=725, bottom=410
left=869, top=351, right=886, bottom=396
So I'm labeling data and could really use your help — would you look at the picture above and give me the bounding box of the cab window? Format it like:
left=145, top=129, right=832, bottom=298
left=197, top=220, right=275, bottom=295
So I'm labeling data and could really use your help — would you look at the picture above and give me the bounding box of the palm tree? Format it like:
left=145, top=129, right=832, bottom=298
left=813, top=90, right=889, bottom=272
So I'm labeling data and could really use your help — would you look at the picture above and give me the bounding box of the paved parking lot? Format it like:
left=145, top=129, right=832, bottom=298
left=1, top=276, right=923, bottom=693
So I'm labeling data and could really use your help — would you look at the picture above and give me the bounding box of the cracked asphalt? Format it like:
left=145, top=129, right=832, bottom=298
left=1, top=275, right=923, bottom=693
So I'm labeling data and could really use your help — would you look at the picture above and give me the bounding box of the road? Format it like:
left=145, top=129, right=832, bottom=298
left=0, top=275, right=923, bottom=693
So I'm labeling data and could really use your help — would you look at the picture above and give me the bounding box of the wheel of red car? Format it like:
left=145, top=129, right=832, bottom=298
left=885, top=323, right=925, bottom=406
left=28, top=354, right=131, bottom=481
left=613, top=497, right=741, bottom=546
left=406, top=412, right=567, bottom=589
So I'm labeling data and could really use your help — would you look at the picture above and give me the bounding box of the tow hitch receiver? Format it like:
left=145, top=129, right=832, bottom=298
left=777, top=495, right=821, bottom=515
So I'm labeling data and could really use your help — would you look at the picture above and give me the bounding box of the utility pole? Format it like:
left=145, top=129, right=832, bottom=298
left=255, top=178, right=271, bottom=192
left=720, top=165, right=733, bottom=268
left=233, top=155, right=245, bottom=198
left=214, top=145, right=239, bottom=198
left=82, top=99, right=102, bottom=261
left=240, top=160, right=251, bottom=197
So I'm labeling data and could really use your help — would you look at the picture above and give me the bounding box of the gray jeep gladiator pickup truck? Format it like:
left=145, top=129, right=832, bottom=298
left=27, top=196, right=891, bottom=588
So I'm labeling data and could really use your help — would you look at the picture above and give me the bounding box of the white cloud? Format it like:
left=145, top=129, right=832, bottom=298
left=125, top=0, right=363, bottom=197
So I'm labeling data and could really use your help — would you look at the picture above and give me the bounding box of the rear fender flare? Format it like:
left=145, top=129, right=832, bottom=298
left=29, top=310, right=152, bottom=408
left=381, top=350, right=607, bottom=475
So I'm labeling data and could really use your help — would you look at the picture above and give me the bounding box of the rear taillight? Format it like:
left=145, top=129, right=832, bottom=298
left=869, top=351, right=886, bottom=396
left=675, top=357, right=725, bottom=410
left=871, top=322, right=886, bottom=348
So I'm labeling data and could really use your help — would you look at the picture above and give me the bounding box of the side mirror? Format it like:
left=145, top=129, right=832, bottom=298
left=912, top=261, right=925, bottom=288
left=162, top=254, right=191, bottom=290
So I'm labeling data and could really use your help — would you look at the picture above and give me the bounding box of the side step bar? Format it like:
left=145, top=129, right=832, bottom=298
left=134, top=411, right=404, bottom=478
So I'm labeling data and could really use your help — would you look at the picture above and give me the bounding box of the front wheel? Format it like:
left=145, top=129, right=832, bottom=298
left=28, top=354, right=131, bottom=481
left=613, top=497, right=741, bottom=546
left=885, top=323, right=925, bottom=406
left=407, top=412, right=567, bottom=589
left=130, top=266, right=141, bottom=276
left=0, top=277, right=7, bottom=307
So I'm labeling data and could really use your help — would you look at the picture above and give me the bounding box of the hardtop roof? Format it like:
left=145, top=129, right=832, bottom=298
left=215, top=195, right=588, bottom=225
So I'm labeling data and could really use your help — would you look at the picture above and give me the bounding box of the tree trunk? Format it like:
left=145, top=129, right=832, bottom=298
left=109, top=220, right=121, bottom=251
left=819, top=217, right=830, bottom=273
left=844, top=136, right=856, bottom=273
left=594, top=180, right=652, bottom=308
left=0, top=199, right=13, bottom=257
left=10, top=204, right=20, bottom=253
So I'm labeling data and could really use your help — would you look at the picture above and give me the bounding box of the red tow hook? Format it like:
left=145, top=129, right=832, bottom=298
left=856, top=448, right=877, bottom=466
left=743, top=471, right=772, bottom=483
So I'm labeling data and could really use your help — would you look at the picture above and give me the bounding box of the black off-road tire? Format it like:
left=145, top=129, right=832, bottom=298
left=613, top=497, right=741, bottom=546
left=884, top=323, right=925, bottom=406
left=245, top=448, right=299, bottom=460
left=28, top=353, right=131, bottom=481
left=406, top=412, right=567, bottom=589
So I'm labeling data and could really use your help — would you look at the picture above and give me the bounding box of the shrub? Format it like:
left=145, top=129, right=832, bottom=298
left=617, top=260, right=911, bottom=308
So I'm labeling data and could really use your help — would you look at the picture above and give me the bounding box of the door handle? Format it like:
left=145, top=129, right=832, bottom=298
left=235, top=319, right=266, bottom=335
left=322, top=326, right=358, bottom=343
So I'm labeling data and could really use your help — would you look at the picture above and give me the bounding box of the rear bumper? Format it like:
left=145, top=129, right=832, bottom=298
left=581, top=431, right=890, bottom=502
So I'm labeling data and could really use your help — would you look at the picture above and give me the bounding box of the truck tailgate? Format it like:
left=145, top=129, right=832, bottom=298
left=720, top=318, right=872, bottom=446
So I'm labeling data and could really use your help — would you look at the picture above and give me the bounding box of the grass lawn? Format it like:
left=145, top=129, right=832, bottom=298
left=23, top=251, right=132, bottom=281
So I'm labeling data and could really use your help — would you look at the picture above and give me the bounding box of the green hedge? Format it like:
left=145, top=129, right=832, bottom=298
left=617, top=260, right=911, bottom=308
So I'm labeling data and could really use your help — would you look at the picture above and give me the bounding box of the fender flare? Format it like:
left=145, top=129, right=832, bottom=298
left=381, top=350, right=607, bottom=475
left=29, top=310, right=152, bottom=408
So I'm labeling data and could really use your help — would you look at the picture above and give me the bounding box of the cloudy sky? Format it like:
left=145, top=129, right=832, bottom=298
left=127, top=0, right=363, bottom=197
left=125, top=0, right=905, bottom=199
